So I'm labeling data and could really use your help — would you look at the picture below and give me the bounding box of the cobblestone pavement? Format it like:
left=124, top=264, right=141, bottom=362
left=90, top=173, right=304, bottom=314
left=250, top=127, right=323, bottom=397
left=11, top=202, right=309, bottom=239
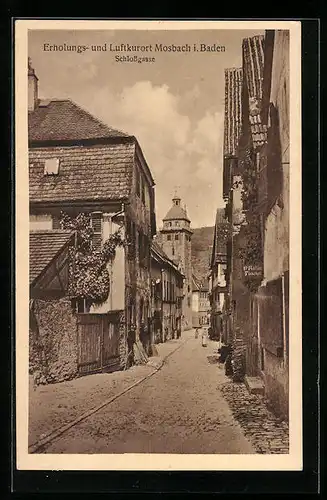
left=219, top=379, right=289, bottom=454
left=41, top=330, right=255, bottom=454
left=29, top=336, right=185, bottom=448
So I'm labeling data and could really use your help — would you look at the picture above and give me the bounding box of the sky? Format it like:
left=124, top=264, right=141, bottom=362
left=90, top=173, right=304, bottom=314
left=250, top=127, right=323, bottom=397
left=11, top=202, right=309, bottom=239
left=28, top=28, right=264, bottom=228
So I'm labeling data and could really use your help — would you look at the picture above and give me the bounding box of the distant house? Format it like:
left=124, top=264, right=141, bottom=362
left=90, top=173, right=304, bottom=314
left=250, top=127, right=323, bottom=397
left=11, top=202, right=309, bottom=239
left=208, top=208, right=228, bottom=340
left=29, top=230, right=77, bottom=384
left=150, top=240, right=184, bottom=343
left=28, top=60, right=156, bottom=377
left=192, top=274, right=210, bottom=328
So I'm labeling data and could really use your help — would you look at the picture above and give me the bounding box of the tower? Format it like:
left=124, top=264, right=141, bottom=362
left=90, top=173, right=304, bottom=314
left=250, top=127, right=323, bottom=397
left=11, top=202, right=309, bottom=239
left=160, top=195, right=193, bottom=330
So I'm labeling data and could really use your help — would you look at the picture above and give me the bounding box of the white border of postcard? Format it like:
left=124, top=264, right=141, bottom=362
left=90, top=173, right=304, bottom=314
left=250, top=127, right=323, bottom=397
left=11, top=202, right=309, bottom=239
left=15, top=19, right=302, bottom=471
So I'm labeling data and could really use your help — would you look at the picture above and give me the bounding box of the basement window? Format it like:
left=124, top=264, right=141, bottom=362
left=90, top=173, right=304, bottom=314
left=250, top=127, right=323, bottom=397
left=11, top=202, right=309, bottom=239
left=44, top=158, right=60, bottom=175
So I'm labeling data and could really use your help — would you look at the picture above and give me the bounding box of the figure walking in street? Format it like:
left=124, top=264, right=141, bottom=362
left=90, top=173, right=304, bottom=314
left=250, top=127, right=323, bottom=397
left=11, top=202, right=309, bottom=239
left=201, top=326, right=208, bottom=347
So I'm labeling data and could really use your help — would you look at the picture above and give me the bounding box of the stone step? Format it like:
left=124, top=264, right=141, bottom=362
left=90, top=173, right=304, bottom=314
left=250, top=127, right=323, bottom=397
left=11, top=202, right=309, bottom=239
left=245, top=375, right=265, bottom=395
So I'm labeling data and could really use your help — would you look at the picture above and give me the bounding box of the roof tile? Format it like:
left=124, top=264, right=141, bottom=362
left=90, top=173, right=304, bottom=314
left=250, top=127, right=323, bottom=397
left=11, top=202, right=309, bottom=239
left=224, top=68, right=243, bottom=157
left=29, top=230, right=73, bottom=285
left=29, top=143, right=134, bottom=203
left=29, top=99, right=130, bottom=142
left=242, top=35, right=267, bottom=148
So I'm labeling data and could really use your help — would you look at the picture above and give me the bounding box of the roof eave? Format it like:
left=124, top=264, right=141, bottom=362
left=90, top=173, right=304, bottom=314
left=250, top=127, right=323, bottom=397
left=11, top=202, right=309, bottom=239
left=28, top=135, right=134, bottom=148
left=134, top=139, right=155, bottom=187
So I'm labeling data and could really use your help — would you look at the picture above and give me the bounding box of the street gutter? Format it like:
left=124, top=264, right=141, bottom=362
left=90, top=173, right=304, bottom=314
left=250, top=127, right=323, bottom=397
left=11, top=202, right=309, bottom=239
left=28, top=336, right=189, bottom=454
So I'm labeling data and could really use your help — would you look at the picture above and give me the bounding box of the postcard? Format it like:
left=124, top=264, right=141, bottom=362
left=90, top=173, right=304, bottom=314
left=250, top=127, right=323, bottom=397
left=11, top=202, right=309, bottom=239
left=15, top=19, right=302, bottom=471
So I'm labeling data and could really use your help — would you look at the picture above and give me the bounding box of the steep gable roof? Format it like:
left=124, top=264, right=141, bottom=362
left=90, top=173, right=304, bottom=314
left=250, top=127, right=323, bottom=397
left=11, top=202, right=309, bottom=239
left=242, top=35, right=267, bottom=149
left=192, top=273, right=209, bottom=292
left=29, top=142, right=135, bottom=204
left=29, top=99, right=130, bottom=143
left=151, top=240, right=184, bottom=277
left=224, top=68, right=243, bottom=158
left=29, top=230, right=73, bottom=286
left=192, top=273, right=201, bottom=291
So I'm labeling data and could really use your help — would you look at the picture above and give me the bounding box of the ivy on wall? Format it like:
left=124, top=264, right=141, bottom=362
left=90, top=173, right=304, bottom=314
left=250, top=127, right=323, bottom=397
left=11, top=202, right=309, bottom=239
left=234, top=142, right=263, bottom=292
left=238, top=144, right=258, bottom=212
left=60, top=212, right=126, bottom=304
left=216, top=222, right=233, bottom=245
left=237, top=215, right=262, bottom=264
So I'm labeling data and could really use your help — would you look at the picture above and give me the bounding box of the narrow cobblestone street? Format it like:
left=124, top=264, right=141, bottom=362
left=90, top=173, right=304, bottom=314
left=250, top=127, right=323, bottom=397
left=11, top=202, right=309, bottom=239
left=39, top=330, right=255, bottom=454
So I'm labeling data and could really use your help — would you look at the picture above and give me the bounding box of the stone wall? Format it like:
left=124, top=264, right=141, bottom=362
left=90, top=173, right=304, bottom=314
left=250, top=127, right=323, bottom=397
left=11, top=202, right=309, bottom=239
left=29, top=296, right=78, bottom=385
left=262, top=349, right=289, bottom=420
left=118, top=310, right=128, bottom=369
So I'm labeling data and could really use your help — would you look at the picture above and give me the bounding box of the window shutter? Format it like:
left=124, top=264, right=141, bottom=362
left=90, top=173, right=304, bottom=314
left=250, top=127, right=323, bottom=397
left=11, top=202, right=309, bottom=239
left=52, top=215, right=61, bottom=229
left=91, top=212, right=102, bottom=250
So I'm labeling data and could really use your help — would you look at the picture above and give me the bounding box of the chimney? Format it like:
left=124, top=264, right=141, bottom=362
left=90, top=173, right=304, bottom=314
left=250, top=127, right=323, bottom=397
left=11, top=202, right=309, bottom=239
left=28, top=57, right=38, bottom=111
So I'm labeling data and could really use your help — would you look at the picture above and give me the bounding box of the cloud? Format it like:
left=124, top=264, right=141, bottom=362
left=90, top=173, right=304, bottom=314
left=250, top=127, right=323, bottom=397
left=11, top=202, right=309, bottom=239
left=77, top=81, right=224, bottom=227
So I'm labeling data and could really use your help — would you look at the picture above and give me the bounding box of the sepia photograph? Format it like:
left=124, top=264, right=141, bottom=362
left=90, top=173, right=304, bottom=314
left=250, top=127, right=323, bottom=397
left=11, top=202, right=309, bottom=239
left=15, top=20, right=302, bottom=470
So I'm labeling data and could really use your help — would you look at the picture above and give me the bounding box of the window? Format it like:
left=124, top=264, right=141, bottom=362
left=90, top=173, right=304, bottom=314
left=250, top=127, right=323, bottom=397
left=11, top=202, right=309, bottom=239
left=74, top=298, right=91, bottom=314
left=91, top=212, right=102, bottom=250
left=175, top=221, right=180, bottom=227
left=167, top=235, right=171, bottom=241
left=128, top=221, right=136, bottom=258
left=30, top=214, right=52, bottom=231
left=138, top=230, right=149, bottom=268
left=136, top=169, right=140, bottom=197
left=175, top=234, right=179, bottom=241
left=52, top=215, right=61, bottom=229
left=168, top=222, right=172, bottom=227
left=172, top=247, right=175, bottom=256
left=138, top=230, right=143, bottom=262
left=141, top=176, right=146, bottom=204
left=44, top=158, right=60, bottom=175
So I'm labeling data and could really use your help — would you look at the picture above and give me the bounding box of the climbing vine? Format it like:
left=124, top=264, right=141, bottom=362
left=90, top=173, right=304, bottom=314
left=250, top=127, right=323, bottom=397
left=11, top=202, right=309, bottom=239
left=216, top=221, right=233, bottom=245
left=238, top=144, right=258, bottom=212
left=237, top=215, right=262, bottom=264
left=60, top=212, right=126, bottom=304
left=234, top=143, right=263, bottom=291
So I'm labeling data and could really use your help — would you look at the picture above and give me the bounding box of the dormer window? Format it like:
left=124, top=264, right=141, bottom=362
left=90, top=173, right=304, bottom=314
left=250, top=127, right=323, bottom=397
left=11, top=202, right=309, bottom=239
left=44, top=158, right=60, bottom=176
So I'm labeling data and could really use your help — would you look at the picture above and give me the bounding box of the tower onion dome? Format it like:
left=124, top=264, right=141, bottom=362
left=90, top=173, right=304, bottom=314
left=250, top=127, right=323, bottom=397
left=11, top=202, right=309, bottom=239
left=163, top=195, right=190, bottom=223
